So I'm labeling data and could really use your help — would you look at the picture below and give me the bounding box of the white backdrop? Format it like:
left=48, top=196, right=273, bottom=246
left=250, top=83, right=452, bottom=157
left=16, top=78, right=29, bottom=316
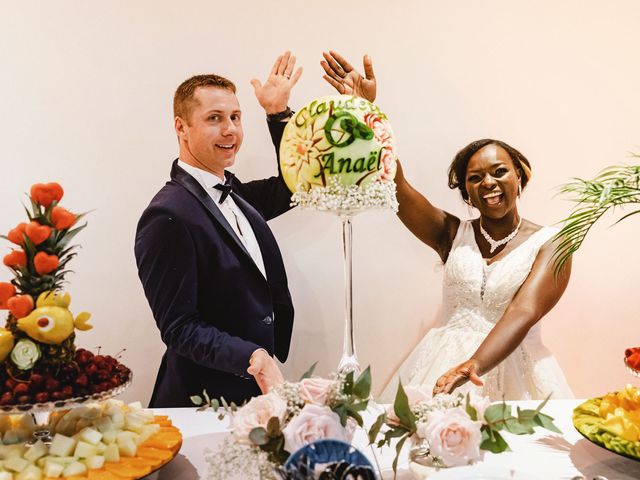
left=1, top=0, right=639, bottom=403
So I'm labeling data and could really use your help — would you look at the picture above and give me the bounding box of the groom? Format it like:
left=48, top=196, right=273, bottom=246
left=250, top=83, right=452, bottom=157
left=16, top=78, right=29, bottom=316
left=135, top=52, right=302, bottom=407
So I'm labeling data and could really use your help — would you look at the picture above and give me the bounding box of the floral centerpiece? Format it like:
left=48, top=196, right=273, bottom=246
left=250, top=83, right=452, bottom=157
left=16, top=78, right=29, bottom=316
left=192, top=366, right=373, bottom=479
left=369, top=383, right=561, bottom=476
left=0, top=182, right=131, bottom=407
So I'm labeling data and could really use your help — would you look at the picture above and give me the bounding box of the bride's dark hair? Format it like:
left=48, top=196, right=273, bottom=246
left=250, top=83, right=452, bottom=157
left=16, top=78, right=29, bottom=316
left=447, top=139, right=532, bottom=201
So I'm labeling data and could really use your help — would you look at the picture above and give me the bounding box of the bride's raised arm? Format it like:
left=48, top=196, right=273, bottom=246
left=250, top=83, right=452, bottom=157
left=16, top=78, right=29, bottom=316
left=320, top=51, right=459, bottom=261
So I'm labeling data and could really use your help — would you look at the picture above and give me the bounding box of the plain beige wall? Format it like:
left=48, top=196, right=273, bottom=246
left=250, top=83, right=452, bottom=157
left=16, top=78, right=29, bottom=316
left=1, top=1, right=638, bottom=404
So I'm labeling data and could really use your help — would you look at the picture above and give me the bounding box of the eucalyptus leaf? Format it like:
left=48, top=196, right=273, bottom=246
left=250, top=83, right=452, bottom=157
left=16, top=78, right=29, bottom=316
left=392, top=436, right=408, bottom=474
left=465, top=394, right=478, bottom=421
left=534, top=412, right=562, bottom=433
left=504, top=418, right=534, bottom=435
left=368, top=413, right=387, bottom=444
left=190, top=395, right=203, bottom=406
left=353, top=366, right=372, bottom=399
left=249, top=427, right=269, bottom=446
left=266, top=416, right=281, bottom=437
left=480, top=429, right=510, bottom=453
left=343, top=371, right=354, bottom=395
left=483, top=402, right=511, bottom=428
left=299, top=361, right=318, bottom=380
left=393, top=382, right=416, bottom=431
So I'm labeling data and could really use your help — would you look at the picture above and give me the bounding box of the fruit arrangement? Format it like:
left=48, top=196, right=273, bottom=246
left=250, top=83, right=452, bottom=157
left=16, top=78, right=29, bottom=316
left=0, top=183, right=131, bottom=407
left=0, top=399, right=182, bottom=479
left=625, top=347, right=640, bottom=375
left=573, top=384, right=640, bottom=460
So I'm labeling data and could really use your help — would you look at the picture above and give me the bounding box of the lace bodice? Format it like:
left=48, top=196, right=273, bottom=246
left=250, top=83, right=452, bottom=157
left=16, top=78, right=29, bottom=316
left=383, top=219, right=574, bottom=401
left=440, top=220, right=557, bottom=339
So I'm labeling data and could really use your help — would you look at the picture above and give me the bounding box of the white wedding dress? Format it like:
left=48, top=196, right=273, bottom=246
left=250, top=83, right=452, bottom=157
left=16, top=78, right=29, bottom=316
left=383, top=220, right=573, bottom=401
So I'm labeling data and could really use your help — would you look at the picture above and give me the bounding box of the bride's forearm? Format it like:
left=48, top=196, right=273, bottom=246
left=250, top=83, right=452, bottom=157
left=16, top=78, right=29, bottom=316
left=471, top=307, right=539, bottom=376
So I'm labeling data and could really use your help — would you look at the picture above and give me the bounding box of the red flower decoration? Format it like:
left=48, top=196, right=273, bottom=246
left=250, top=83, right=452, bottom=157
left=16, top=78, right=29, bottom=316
left=24, top=221, right=52, bottom=245
left=7, top=294, right=34, bottom=318
left=51, top=206, right=77, bottom=230
left=3, top=250, right=27, bottom=268
left=30, top=182, right=64, bottom=208
left=7, top=223, right=27, bottom=245
left=34, top=251, right=59, bottom=275
left=0, top=282, right=16, bottom=309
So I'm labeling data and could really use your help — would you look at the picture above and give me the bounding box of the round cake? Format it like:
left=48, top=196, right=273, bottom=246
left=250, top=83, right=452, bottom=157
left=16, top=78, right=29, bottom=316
left=280, top=95, right=398, bottom=212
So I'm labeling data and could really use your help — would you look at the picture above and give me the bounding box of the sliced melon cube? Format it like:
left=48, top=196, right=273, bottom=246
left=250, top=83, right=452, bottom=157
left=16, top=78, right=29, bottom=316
left=139, top=423, right=160, bottom=443
left=103, top=443, right=119, bottom=463
left=84, top=454, right=105, bottom=470
left=43, top=460, right=65, bottom=477
left=94, top=441, right=107, bottom=454
left=49, top=434, right=77, bottom=457
left=16, top=464, right=42, bottom=480
left=5, top=455, right=29, bottom=472
left=117, top=438, right=137, bottom=457
left=127, top=401, right=143, bottom=411
left=101, top=429, right=116, bottom=444
left=74, top=441, right=98, bottom=458
left=62, top=461, right=87, bottom=477
left=23, top=439, right=48, bottom=462
left=0, top=472, right=11, bottom=480
left=79, top=427, right=103, bottom=446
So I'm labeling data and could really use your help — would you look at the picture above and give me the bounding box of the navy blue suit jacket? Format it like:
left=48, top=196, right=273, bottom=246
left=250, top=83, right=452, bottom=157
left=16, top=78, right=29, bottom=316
left=135, top=121, right=294, bottom=407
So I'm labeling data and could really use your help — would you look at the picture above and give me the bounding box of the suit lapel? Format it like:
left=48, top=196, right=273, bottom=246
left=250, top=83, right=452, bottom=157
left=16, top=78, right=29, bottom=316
left=170, top=161, right=252, bottom=262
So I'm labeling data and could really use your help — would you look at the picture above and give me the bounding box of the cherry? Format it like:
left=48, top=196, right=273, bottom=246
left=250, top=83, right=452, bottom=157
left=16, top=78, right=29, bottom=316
left=13, top=383, right=29, bottom=395
left=75, top=374, right=88, bottom=387
left=0, top=392, right=13, bottom=405
left=34, top=392, right=49, bottom=403
left=45, top=378, right=61, bottom=391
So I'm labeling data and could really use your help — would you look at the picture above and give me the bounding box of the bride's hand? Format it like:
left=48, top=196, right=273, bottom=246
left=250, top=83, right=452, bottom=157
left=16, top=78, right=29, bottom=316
left=320, top=50, right=377, bottom=102
left=433, top=359, right=484, bottom=395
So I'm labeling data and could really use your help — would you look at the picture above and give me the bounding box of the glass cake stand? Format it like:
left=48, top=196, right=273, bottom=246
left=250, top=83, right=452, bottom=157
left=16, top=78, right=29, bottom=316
left=0, top=372, right=132, bottom=445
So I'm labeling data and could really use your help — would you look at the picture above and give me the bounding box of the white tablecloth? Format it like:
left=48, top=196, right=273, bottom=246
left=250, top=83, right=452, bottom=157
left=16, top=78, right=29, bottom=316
left=149, top=400, right=640, bottom=480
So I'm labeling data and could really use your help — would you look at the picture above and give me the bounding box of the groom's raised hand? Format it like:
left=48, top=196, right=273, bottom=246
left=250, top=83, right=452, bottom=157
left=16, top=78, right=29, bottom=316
left=251, top=50, right=303, bottom=115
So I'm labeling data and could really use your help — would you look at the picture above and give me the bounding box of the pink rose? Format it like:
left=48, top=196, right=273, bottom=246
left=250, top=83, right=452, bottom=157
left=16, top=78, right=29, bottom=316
left=232, top=392, right=287, bottom=444
left=468, top=392, right=492, bottom=422
left=282, top=404, right=348, bottom=453
left=299, top=377, right=334, bottom=405
left=418, top=407, right=482, bottom=467
left=386, top=385, right=431, bottom=425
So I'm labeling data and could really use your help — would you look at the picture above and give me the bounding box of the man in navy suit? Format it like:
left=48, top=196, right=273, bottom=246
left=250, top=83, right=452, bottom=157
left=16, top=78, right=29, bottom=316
left=135, top=51, right=303, bottom=407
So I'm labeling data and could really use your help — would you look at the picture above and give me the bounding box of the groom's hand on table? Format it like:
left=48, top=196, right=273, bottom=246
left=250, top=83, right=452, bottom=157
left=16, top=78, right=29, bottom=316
left=247, top=348, right=284, bottom=394
left=433, top=359, right=484, bottom=395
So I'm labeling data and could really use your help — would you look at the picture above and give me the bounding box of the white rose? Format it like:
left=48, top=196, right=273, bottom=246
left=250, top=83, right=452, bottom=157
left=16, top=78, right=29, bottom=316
left=419, top=407, right=482, bottom=467
left=299, top=377, right=334, bottom=405
left=232, top=392, right=287, bottom=445
left=283, top=404, right=348, bottom=453
left=11, top=339, right=41, bottom=370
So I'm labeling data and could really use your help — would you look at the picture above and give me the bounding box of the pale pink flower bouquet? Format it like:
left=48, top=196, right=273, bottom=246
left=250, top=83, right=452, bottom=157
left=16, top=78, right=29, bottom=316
left=369, top=383, right=560, bottom=476
left=193, top=366, right=372, bottom=479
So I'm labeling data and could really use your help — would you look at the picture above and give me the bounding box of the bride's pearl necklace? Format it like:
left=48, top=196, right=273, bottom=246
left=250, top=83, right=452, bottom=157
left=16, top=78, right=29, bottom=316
left=480, top=217, right=522, bottom=254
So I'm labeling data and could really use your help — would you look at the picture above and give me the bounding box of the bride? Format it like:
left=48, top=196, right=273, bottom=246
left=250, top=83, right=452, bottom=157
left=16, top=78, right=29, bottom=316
left=321, top=51, right=574, bottom=400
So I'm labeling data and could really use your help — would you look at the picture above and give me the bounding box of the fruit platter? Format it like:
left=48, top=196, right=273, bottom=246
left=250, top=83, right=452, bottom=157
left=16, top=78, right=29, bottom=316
left=0, top=183, right=182, bottom=478
left=572, top=351, right=640, bottom=462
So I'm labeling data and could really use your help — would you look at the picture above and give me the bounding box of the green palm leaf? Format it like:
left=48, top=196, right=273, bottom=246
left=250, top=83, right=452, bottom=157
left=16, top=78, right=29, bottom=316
left=553, top=158, right=640, bottom=276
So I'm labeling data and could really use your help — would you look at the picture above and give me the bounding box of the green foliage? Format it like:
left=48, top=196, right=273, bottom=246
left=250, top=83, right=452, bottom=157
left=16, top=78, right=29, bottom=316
left=331, top=367, right=372, bottom=428
left=393, top=382, right=416, bottom=431
left=298, top=361, right=318, bottom=381
left=554, top=160, right=640, bottom=275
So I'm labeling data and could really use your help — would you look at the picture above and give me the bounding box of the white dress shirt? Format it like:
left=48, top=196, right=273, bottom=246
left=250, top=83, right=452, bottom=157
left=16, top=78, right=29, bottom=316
left=177, top=160, right=267, bottom=279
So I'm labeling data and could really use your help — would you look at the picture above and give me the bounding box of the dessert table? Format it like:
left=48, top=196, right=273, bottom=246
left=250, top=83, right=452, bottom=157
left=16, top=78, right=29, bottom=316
left=149, top=399, right=640, bottom=480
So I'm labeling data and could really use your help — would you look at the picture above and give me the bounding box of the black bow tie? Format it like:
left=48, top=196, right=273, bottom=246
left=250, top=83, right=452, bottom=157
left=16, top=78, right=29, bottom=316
left=213, top=179, right=233, bottom=204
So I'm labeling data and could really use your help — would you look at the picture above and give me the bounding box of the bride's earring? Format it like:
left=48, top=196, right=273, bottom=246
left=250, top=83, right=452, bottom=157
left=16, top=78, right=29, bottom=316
left=518, top=182, right=522, bottom=197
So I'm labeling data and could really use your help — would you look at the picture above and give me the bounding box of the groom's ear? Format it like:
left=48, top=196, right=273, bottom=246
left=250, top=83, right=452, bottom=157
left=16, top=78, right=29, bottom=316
left=175, top=116, right=188, bottom=140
